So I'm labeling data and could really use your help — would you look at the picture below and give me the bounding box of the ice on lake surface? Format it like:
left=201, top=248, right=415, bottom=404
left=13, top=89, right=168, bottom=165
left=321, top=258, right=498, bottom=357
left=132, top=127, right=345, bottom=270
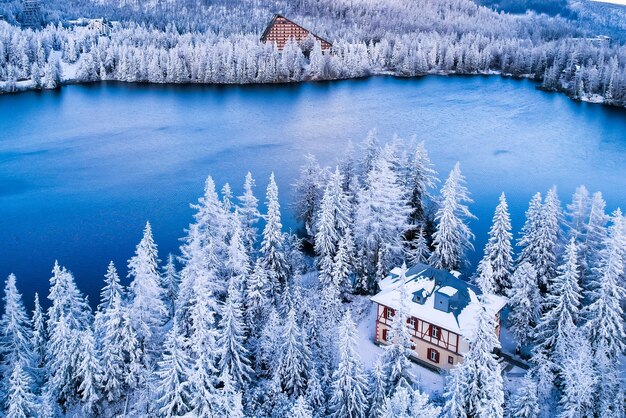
left=1, top=75, right=625, bottom=305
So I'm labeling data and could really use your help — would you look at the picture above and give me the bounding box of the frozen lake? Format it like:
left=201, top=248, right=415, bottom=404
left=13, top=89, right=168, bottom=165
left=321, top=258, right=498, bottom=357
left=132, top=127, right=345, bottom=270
left=1, top=76, right=625, bottom=306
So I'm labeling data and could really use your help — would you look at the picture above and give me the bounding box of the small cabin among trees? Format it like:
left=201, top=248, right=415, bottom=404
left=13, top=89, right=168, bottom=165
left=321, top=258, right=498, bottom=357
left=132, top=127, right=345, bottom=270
left=260, top=14, right=332, bottom=51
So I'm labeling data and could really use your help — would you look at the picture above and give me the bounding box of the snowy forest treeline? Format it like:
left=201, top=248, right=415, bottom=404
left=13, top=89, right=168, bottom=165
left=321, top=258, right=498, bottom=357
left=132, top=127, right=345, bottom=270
left=0, top=0, right=626, bottom=107
left=0, top=132, right=624, bottom=417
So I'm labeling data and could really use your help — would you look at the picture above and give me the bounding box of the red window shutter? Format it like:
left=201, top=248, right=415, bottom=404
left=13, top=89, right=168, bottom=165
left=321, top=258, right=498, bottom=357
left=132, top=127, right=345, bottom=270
left=427, top=324, right=432, bottom=336
left=434, top=350, right=440, bottom=363
left=414, top=319, right=419, bottom=330
left=382, top=329, right=388, bottom=342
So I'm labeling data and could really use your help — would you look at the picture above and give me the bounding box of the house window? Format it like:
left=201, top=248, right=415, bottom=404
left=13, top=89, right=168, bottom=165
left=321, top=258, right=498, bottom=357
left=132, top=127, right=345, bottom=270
left=428, top=348, right=440, bottom=363
left=448, top=356, right=454, bottom=365
left=407, top=317, right=416, bottom=328
left=431, top=326, right=440, bottom=339
left=382, top=329, right=388, bottom=342
left=386, top=307, right=394, bottom=319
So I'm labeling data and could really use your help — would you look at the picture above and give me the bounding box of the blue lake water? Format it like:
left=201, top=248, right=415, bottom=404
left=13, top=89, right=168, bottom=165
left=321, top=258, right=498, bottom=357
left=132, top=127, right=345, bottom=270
left=1, top=76, right=625, bottom=307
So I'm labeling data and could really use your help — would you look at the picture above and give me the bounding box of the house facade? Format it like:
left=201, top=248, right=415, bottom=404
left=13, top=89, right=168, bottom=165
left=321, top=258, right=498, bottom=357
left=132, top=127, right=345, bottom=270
left=371, top=263, right=507, bottom=371
left=260, top=14, right=332, bottom=51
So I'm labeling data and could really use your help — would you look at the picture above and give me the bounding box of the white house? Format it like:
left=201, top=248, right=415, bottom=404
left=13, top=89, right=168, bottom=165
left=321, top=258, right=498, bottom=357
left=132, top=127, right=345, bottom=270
left=371, top=263, right=507, bottom=371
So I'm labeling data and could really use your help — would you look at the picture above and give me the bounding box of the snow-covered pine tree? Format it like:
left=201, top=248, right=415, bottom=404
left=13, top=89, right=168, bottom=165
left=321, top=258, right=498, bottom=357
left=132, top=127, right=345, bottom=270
left=506, top=262, right=541, bottom=352
left=0, top=274, right=33, bottom=400
left=305, top=366, right=325, bottom=413
left=332, top=227, right=355, bottom=299
left=406, top=141, right=438, bottom=233
left=534, top=187, right=563, bottom=292
left=261, top=173, right=289, bottom=296
left=226, top=210, right=250, bottom=289
left=558, top=328, right=596, bottom=418
left=315, top=167, right=350, bottom=289
left=367, top=359, right=386, bottom=418
left=237, top=172, right=261, bottom=256
left=380, top=386, right=441, bottom=418
left=441, top=364, right=468, bottom=418
left=155, top=323, right=192, bottom=418
left=291, top=395, right=314, bottom=418
left=358, top=129, right=380, bottom=181
left=535, top=237, right=582, bottom=364
left=565, top=185, right=590, bottom=242
left=188, top=273, right=221, bottom=417
left=221, top=182, right=233, bottom=212
left=127, top=221, right=167, bottom=367
left=380, top=280, right=413, bottom=394
left=429, top=162, right=475, bottom=272
left=329, top=310, right=368, bottom=418
left=293, top=153, right=326, bottom=236
left=478, top=193, right=513, bottom=295
left=257, top=306, right=282, bottom=374
left=507, top=372, right=539, bottom=418
left=582, top=191, right=609, bottom=292
left=218, top=278, right=253, bottom=389
left=461, top=301, right=504, bottom=418
left=245, top=259, right=271, bottom=337
left=76, top=327, right=103, bottom=415
left=5, top=363, right=37, bottom=418
left=407, top=226, right=431, bottom=266
left=529, top=347, right=554, bottom=406
left=355, top=153, right=410, bottom=286
left=475, top=258, right=496, bottom=295
left=31, top=292, right=46, bottom=382
left=94, top=261, right=128, bottom=401
left=161, top=254, right=179, bottom=319
left=274, top=307, right=311, bottom=397
left=584, top=209, right=625, bottom=361
left=516, top=192, right=543, bottom=269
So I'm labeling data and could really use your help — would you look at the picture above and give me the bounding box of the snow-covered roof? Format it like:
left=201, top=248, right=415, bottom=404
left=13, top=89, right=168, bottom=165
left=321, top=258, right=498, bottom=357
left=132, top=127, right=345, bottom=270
left=371, top=263, right=507, bottom=342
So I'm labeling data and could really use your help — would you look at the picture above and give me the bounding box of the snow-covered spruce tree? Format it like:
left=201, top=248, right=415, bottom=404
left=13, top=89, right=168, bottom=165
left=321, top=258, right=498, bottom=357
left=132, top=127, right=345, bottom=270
left=407, top=226, right=431, bottom=266
left=380, top=280, right=413, bottom=394
left=76, top=326, right=103, bottom=415
left=161, top=254, right=179, bottom=320
left=529, top=348, right=554, bottom=407
left=218, top=278, right=253, bottom=390
left=429, top=162, right=475, bottom=272
left=237, top=171, right=261, bottom=255
left=380, top=386, right=441, bottom=418
left=305, top=366, right=325, bottom=413
left=332, top=227, right=356, bottom=299
left=45, top=262, right=92, bottom=408
left=475, top=258, right=495, bottom=295
left=558, top=328, right=596, bottom=418
left=477, top=193, right=513, bottom=295
left=0, top=274, right=33, bottom=401
left=222, top=182, right=233, bottom=212
left=127, top=221, right=167, bottom=368
left=461, top=301, right=504, bottom=418
left=535, top=237, right=582, bottom=364
left=31, top=292, right=46, bottom=382
left=358, top=129, right=380, bottom=181
left=355, top=153, right=410, bottom=288
left=315, top=167, right=350, bottom=289
left=565, top=185, right=590, bottom=241
left=584, top=209, right=625, bottom=360
left=245, top=259, right=271, bottom=337
left=293, top=153, right=327, bottom=237
left=155, top=323, right=192, bottom=418
left=188, top=271, right=221, bottom=417
left=94, top=261, right=127, bottom=402
left=257, top=306, right=282, bottom=375
left=442, top=364, right=468, bottom=418
left=506, top=262, right=541, bottom=352
left=291, top=395, right=314, bottom=418
left=261, top=172, right=289, bottom=296
left=5, top=363, right=37, bottom=418
left=406, top=141, right=438, bottom=234
left=507, top=372, right=539, bottom=418
left=329, top=310, right=368, bottom=418
left=591, top=345, right=625, bottom=417
left=516, top=192, right=543, bottom=269
left=274, top=307, right=311, bottom=398
left=226, top=210, right=251, bottom=288
left=367, top=359, right=386, bottom=418
left=582, top=191, right=609, bottom=293
left=535, top=187, right=563, bottom=292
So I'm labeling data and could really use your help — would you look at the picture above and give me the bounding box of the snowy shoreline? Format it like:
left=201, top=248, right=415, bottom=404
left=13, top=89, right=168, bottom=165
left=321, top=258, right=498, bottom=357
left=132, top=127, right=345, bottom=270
left=0, top=70, right=619, bottom=110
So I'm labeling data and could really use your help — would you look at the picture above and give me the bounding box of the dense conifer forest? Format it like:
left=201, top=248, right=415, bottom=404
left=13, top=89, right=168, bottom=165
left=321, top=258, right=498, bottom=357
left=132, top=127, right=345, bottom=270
left=0, top=133, right=623, bottom=417
left=0, top=0, right=625, bottom=106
